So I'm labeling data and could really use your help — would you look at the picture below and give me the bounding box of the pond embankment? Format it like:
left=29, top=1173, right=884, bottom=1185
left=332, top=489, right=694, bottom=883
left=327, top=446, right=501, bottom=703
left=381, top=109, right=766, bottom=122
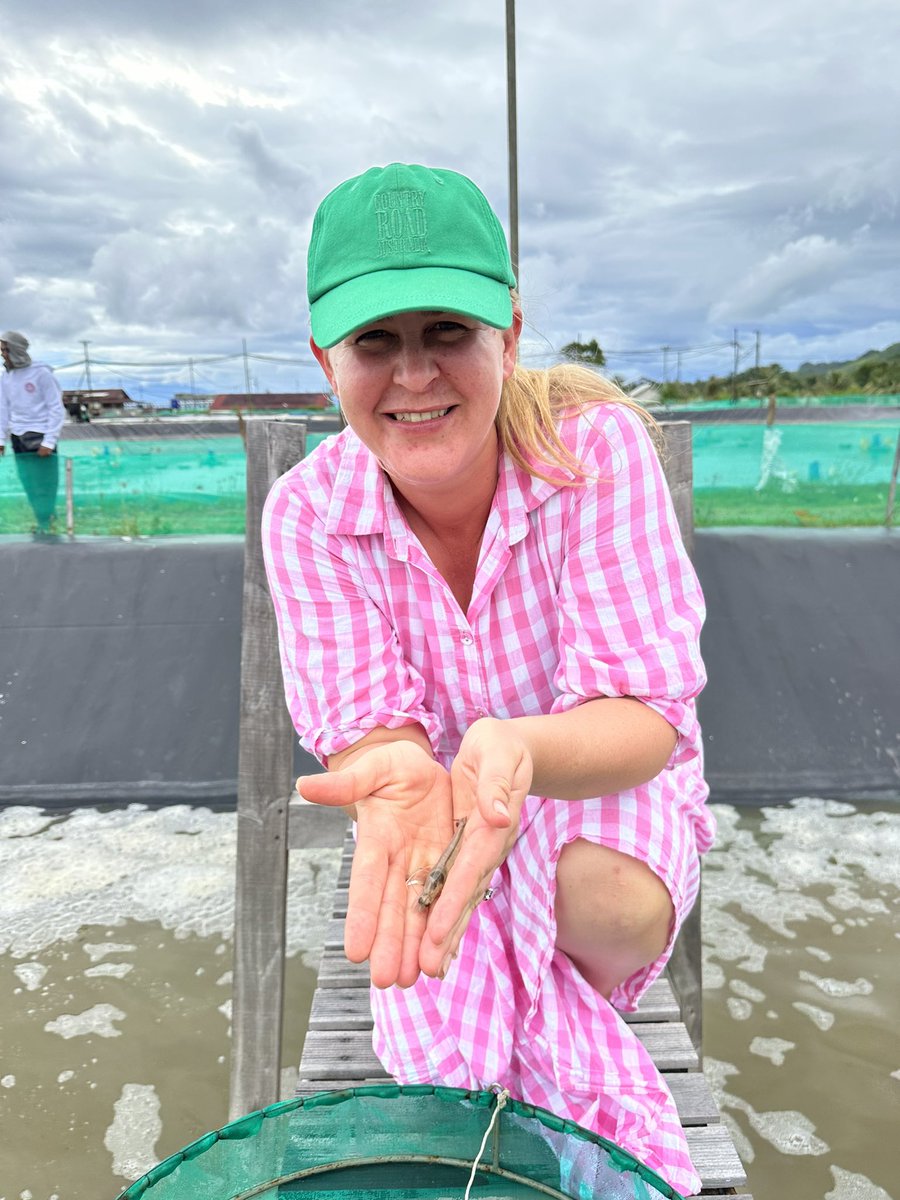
left=1, top=529, right=898, bottom=807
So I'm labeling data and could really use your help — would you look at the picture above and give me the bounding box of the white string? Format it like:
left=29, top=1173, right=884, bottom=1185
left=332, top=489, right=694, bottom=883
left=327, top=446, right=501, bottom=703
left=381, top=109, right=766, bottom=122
left=463, top=1087, right=510, bottom=1200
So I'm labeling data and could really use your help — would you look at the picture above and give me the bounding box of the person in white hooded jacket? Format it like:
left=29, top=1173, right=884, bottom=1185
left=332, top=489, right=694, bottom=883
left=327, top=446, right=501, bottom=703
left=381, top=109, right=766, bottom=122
left=0, top=331, right=66, bottom=536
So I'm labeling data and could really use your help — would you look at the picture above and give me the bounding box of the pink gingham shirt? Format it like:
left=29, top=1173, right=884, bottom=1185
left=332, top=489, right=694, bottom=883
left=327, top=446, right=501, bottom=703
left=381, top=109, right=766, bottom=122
left=263, top=403, right=715, bottom=1196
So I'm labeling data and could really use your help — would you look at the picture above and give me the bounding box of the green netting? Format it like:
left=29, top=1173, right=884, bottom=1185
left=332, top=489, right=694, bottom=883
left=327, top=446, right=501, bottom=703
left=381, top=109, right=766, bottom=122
left=1, top=415, right=897, bottom=536
left=114, top=1086, right=684, bottom=1200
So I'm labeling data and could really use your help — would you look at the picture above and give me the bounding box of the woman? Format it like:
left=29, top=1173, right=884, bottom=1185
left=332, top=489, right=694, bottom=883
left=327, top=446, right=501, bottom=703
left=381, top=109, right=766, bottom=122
left=262, top=162, right=715, bottom=1195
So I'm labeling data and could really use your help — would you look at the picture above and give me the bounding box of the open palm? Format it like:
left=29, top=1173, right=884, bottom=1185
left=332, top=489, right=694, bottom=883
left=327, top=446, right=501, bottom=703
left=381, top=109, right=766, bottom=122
left=297, top=741, right=455, bottom=988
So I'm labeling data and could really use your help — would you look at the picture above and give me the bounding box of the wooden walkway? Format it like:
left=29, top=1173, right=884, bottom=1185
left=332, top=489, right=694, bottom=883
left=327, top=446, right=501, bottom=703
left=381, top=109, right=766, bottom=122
left=296, top=827, right=750, bottom=1199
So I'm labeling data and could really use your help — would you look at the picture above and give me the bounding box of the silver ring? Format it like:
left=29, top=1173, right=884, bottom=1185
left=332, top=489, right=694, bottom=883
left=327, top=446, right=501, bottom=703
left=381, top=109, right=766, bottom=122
left=481, top=887, right=496, bottom=903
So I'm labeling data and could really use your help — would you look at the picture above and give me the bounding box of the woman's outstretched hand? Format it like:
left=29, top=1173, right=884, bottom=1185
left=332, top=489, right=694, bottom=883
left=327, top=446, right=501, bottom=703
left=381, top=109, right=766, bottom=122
left=296, top=740, right=455, bottom=989
left=296, top=720, right=533, bottom=988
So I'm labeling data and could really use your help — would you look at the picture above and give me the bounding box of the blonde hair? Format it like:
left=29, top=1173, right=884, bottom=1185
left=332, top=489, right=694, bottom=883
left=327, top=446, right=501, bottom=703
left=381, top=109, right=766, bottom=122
left=497, top=361, right=662, bottom=485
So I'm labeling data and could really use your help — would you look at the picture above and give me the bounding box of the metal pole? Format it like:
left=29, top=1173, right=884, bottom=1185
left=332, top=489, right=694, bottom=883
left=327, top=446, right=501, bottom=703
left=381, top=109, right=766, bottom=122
left=81, top=340, right=92, bottom=391
left=65, top=457, right=74, bottom=537
left=505, top=0, right=519, bottom=287
left=242, top=338, right=254, bottom=413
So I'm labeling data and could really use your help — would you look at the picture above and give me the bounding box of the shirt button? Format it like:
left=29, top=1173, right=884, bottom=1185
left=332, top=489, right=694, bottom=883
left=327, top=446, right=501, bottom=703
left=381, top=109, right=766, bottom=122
left=475, top=707, right=488, bottom=718
left=460, top=632, right=474, bottom=645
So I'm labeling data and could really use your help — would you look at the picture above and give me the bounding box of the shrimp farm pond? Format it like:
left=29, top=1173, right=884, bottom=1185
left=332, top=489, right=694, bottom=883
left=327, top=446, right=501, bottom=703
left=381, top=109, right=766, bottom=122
left=1, top=796, right=898, bottom=1200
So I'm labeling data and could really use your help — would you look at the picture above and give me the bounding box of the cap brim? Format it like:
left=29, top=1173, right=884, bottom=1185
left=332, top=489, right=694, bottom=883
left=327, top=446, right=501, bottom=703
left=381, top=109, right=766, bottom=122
left=310, top=266, right=514, bottom=348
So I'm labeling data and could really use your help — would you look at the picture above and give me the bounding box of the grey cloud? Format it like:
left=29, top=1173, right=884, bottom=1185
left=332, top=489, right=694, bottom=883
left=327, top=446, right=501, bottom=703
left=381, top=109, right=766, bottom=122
left=227, top=122, right=313, bottom=194
left=0, top=0, right=898, bottom=383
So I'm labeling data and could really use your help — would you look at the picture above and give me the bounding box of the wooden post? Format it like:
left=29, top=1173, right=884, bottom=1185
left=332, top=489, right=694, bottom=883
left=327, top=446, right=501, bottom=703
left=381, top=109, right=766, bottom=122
left=230, top=419, right=307, bottom=1119
left=65, top=458, right=74, bottom=537
left=659, top=420, right=703, bottom=1057
left=885, top=429, right=900, bottom=528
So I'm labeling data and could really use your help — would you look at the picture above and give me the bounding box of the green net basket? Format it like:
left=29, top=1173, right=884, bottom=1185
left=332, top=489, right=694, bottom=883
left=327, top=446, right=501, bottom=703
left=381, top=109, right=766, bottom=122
left=114, top=1085, right=685, bottom=1200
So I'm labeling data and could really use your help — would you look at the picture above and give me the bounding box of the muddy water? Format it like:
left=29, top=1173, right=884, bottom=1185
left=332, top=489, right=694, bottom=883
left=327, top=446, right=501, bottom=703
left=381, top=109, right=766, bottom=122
left=1, top=798, right=897, bottom=1200
left=702, top=800, right=900, bottom=1200
left=0, top=805, right=339, bottom=1199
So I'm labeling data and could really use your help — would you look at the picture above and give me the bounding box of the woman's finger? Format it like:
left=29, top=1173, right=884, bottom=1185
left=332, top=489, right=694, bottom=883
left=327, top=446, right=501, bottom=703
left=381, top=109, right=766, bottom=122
left=367, top=859, right=412, bottom=989
left=343, top=828, right=390, bottom=963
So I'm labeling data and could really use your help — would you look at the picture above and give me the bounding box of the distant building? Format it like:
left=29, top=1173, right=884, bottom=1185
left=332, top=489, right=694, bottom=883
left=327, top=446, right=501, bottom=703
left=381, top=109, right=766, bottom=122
left=626, top=380, right=662, bottom=408
left=208, top=392, right=333, bottom=412
left=63, top=388, right=132, bottom=418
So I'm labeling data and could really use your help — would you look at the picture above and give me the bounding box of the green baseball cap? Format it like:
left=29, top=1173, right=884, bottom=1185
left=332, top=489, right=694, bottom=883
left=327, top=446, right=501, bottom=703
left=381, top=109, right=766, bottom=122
left=307, top=163, right=516, bottom=348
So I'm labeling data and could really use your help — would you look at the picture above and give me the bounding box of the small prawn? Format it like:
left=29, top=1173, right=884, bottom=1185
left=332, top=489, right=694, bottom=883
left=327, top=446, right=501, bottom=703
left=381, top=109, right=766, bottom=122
left=416, top=819, right=467, bottom=910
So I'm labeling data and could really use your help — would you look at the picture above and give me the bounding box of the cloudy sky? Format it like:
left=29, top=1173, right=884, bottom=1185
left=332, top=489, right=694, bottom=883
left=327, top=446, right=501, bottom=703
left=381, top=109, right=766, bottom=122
left=1, top=0, right=898, bottom=400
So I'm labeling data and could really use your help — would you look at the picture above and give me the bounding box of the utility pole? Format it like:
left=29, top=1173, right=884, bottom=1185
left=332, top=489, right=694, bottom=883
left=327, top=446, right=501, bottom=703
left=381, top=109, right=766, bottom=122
left=662, top=345, right=670, bottom=384
left=731, top=328, right=740, bottom=404
left=242, top=339, right=253, bottom=409
left=81, top=340, right=92, bottom=391
left=505, top=0, right=519, bottom=287
left=189, top=358, right=196, bottom=395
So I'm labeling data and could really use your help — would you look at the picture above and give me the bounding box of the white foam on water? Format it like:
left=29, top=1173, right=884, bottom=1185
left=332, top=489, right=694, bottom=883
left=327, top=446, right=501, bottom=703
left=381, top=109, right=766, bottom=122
left=104, top=1083, right=162, bottom=1182
left=749, top=1036, right=795, bottom=1066
left=747, top=1108, right=829, bottom=1156
left=805, top=945, right=832, bottom=962
left=798, top=970, right=874, bottom=999
left=44, top=1004, right=126, bottom=1039
left=729, top=978, right=765, bottom=1003
left=84, top=962, right=134, bottom=979
left=12, top=962, right=47, bottom=991
left=0, top=804, right=340, bottom=961
left=1, top=1074, right=15, bottom=1087
left=57, top=1070, right=75, bottom=1084
left=826, top=1166, right=895, bottom=1199
left=82, top=942, right=137, bottom=963
left=791, top=1000, right=836, bottom=1031
left=726, top=997, right=753, bottom=1021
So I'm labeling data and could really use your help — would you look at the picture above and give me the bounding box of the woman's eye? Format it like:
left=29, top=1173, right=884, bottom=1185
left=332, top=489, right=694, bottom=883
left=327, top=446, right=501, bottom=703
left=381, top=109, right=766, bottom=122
left=354, top=329, right=391, bottom=347
left=431, top=321, right=468, bottom=339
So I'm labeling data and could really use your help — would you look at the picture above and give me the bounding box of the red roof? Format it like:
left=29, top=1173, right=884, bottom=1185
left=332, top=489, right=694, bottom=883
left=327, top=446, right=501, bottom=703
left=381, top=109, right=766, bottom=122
left=63, top=388, right=132, bottom=405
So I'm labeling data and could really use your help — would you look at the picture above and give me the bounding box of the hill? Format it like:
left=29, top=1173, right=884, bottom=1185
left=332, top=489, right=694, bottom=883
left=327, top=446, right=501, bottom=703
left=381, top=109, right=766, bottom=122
left=796, top=342, right=900, bottom=379
left=647, top=340, right=900, bottom=403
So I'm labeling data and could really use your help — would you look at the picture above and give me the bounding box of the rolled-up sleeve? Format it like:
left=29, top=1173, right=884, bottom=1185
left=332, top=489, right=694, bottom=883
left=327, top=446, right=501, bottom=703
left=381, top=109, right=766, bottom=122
left=551, top=406, right=706, bottom=768
left=261, top=466, right=444, bottom=763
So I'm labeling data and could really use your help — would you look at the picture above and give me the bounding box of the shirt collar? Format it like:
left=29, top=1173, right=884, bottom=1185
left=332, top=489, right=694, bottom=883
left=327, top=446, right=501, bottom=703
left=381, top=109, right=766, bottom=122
left=324, top=426, right=573, bottom=547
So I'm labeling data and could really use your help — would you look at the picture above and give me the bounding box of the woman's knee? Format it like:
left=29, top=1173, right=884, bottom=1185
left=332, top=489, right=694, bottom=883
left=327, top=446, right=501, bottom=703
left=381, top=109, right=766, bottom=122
left=554, top=839, right=674, bottom=958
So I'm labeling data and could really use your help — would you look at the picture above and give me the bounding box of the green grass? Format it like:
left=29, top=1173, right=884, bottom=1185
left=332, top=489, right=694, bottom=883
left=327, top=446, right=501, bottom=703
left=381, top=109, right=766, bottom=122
left=694, top=481, right=893, bottom=527
left=0, top=495, right=247, bottom=537
left=2, top=483, right=896, bottom=538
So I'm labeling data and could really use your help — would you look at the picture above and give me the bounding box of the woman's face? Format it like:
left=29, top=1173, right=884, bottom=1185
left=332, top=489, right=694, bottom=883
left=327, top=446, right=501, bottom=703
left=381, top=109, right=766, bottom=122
left=311, top=309, right=520, bottom=503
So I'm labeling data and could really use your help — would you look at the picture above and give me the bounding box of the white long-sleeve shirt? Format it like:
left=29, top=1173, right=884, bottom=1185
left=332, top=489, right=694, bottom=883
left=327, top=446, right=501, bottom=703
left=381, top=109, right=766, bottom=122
left=0, top=362, right=66, bottom=449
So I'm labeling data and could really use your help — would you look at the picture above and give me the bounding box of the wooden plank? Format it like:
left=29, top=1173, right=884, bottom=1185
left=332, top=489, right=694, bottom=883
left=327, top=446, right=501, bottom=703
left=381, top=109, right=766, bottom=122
left=312, top=974, right=681, bottom=1032
left=230, top=419, right=308, bottom=1120
left=684, top=1124, right=748, bottom=1190
left=299, top=1022, right=697, bottom=1081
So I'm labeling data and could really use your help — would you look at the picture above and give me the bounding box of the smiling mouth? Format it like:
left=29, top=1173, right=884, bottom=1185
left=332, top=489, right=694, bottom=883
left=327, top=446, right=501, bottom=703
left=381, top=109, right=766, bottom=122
left=390, top=408, right=450, bottom=424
